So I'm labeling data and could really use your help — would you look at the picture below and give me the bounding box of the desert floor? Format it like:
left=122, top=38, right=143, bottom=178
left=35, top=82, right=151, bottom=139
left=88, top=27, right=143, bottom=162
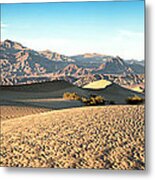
left=0, top=105, right=145, bottom=169
left=0, top=105, right=51, bottom=121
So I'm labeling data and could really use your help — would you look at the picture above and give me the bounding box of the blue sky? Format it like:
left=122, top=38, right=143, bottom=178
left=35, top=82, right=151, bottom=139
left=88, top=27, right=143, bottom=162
left=1, top=1, right=144, bottom=60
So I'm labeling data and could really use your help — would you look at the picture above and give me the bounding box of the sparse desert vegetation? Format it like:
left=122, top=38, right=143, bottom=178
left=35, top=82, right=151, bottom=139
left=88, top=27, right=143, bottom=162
left=63, top=92, right=81, bottom=101
left=0, top=105, right=145, bottom=169
left=126, top=95, right=144, bottom=105
left=81, top=95, right=105, bottom=106
left=63, top=92, right=106, bottom=106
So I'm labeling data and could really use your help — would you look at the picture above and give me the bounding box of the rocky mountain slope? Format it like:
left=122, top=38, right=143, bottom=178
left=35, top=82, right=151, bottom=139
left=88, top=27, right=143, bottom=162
left=0, top=40, right=144, bottom=92
left=0, top=40, right=75, bottom=85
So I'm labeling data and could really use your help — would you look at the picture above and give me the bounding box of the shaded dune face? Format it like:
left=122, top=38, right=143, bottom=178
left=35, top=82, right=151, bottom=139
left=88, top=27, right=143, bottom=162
left=0, top=80, right=144, bottom=105
left=0, top=105, right=144, bottom=169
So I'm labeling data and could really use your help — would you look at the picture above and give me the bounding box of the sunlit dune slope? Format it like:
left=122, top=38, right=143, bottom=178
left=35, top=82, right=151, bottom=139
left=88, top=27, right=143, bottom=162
left=83, top=79, right=112, bottom=89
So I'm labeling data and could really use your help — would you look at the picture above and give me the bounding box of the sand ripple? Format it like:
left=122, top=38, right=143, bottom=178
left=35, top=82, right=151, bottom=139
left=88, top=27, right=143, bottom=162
left=0, top=105, right=145, bottom=169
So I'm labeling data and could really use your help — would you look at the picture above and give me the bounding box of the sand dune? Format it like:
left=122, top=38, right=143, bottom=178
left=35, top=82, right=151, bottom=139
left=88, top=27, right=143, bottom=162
left=0, top=105, right=144, bottom=169
left=0, top=80, right=78, bottom=93
left=0, top=80, right=144, bottom=107
left=0, top=81, right=145, bottom=169
left=85, top=83, right=144, bottom=104
left=83, top=79, right=112, bottom=89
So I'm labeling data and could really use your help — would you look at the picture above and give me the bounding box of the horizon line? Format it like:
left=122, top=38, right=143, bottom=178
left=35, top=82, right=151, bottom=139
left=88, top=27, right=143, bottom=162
left=1, top=39, right=144, bottom=61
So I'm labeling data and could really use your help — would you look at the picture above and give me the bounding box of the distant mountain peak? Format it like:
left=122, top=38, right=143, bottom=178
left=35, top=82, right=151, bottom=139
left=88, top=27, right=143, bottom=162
left=106, top=56, right=125, bottom=65
left=83, top=53, right=104, bottom=58
left=2, top=39, right=27, bottom=50
left=39, top=50, right=74, bottom=62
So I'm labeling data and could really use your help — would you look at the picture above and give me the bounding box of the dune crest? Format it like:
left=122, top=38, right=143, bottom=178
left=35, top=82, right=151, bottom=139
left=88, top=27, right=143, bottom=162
left=83, top=79, right=112, bottom=89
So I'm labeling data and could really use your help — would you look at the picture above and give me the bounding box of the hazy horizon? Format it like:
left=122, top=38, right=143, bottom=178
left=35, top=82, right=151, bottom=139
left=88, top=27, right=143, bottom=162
left=1, top=1, right=144, bottom=60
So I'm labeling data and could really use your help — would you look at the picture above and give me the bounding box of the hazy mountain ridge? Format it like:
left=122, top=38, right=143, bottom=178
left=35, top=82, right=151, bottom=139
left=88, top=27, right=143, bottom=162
left=39, top=50, right=74, bottom=62
left=0, top=40, right=75, bottom=85
left=0, top=40, right=144, bottom=92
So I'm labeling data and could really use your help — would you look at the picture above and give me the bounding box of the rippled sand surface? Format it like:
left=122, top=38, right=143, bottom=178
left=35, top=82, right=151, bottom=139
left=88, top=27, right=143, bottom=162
left=0, top=106, right=50, bottom=121
left=0, top=105, right=145, bottom=169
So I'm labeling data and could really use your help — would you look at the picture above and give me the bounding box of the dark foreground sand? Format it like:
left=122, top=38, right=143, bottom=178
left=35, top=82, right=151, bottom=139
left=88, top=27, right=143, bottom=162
left=0, top=105, right=145, bottom=169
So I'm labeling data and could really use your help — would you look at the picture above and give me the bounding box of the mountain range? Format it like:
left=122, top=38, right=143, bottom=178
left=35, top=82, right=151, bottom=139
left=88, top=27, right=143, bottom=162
left=0, top=39, right=144, bottom=92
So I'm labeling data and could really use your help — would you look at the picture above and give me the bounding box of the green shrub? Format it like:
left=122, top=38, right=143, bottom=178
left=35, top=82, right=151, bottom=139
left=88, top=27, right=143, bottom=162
left=63, top=92, right=81, bottom=101
left=126, top=95, right=144, bottom=105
